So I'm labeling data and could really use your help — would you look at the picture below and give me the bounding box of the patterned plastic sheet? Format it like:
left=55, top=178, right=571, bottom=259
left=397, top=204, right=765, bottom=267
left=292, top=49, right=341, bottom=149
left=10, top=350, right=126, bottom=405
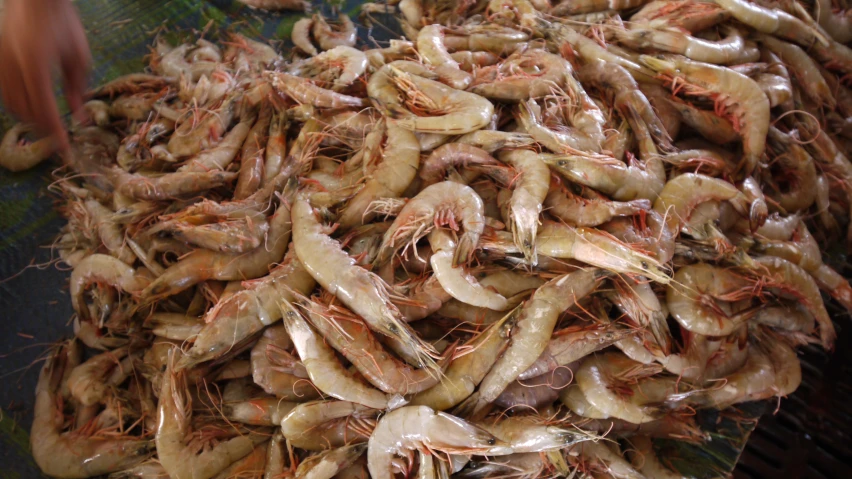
left=0, top=2, right=763, bottom=478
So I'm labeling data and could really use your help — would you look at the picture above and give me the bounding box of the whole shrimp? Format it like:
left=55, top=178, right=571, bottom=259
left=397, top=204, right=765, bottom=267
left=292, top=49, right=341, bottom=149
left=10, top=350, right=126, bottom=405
left=250, top=325, right=320, bottom=401
left=367, top=406, right=512, bottom=479
left=542, top=152, right=665, bottom=201
left=713, top=0, right=828, bottom=48
left=377, top=181, right=486, bottom=266
left=291, top=197, right=440, bottom=374
left=475, top=269, right=608, bottom=410
left=495, top=149, right=551, bottom=264
left=419, top=143, right=499, bottom=187
left=31, top=341, right=153, bottom=478
left=312, top=13, right=357, bottom=51
left=0, top=123, right=57, bottom=172
left=280, top=400, right=377, bottom=450
left=429, top=229, right=510, bottom=310
left=641, top=55, right=769, bottom=175
left=417, top=24, right=473, bottom=90
left=666, top=263, right=757, bottom=336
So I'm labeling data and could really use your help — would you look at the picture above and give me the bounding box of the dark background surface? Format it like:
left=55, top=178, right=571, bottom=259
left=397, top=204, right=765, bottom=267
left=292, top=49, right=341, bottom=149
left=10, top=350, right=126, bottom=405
left=0, top=1, right=848, bottom=478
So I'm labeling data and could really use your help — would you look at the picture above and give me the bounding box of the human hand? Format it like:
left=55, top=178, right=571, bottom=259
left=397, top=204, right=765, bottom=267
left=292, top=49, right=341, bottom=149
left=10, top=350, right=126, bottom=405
left=0, top=0, right=91, bottom=152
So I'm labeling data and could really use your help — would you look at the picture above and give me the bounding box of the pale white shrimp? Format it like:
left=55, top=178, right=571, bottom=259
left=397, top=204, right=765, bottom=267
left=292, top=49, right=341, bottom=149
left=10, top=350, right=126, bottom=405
left=250, top=324, right=321, bottom=401
left=293, top=17, right=319, bottom=56
left=517, top=95, right=606, bottom=155
left=378, top=181, right=486, bottom=266
left=628, top=436, right=688, bottom=479
left=70, top=254, right=148, bottom=322
left=367, top=406, right=512, bottom=479
left=429, top=229, right=510, bottom=310
left=542, top=152, right=665, bottom=202
left=267, top=72, right=368, bottom=109
left=292, top=197, right=439, bottom=372
left=456, top=130, right=535, bottom=153
left=476, top=415, right=592, bottom=453
left=177, top=116, right=255, bottom=173
left=0, top=123, right=57, bottom=172
left=67, top=346, right=134, bottom=406
left=31, top=341, right=153, bottom=478
left=84, top=199, right=135, bottom=264
left=495, top=149, right=551, bottom=264
left=417, top=24, right=473, bottom=90
left=666, top=263, right=756, bottom=336
left=368, top=63, right=494, bottom=134
left=223, top=397, right=297, bottom=426
left=475, top=269, right=607, bottom=410
left=289, top=46, right=369, bottom=90
left=282, top=301, right=393, bottom=409
left=312, top=13, right=357, bottom=51
left=279, top=400, right=377, bottom=450
left=296, top=444, right=368, bottom=479
left=571, top=441, right=646, bottom=479
left=470, top=49, right=573, bottom=101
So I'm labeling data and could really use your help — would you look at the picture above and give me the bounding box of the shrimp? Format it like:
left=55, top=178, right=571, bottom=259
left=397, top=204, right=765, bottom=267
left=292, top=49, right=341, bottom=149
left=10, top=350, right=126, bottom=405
left=476, top=415, right=590, bottom=453
left=296, top=444, right=367, bottom=479
left=534, top=222, right=671, bottom=283
left=282, top=301, right=393, bottom=409
left=496, top=149, right=551, bottom=264
left=494, top=367, right=573, bottom=410
left=750, top=256, right=835, bottom=349
left=142, top=195, right=293, bottom=300
left=31, top=341, right=153, bottom=478
left=470, top=49, right=571, bottom=101
left=367, top=406, right=512, bottom=479
left=815, top=0, right=852, bottom=43
left=268, top=72, right=367, bottom=109
left=640, top=55, right=769, bottom=175
left=157, top=350, right=267, bottom=479
left=713, top=0, right=828, bottom=48
left=0, top=123, right=57, bottom=172
left=628, top=436, right=688, bottom=479
left=652, top=172, right=742, bottom=234
left=312, top=13, right=357, bottom=51
left=225, top=397, right=298, bottom=426
left=542, top=152, right=665, bottom=202
left=545, top=186, right=650, bottom=227
left=456, top=130, right=535, bottom=153
left=67, top=346, right=133, bottom=406
left=378, top=181, right=485, bottom=266
left=417, top=25, right=473, bottom=90
left=234, top=105, right=273, bottom=200
left=756, top=34, right=835, bottom=109
left=516, top=95, right=606, bottom=155
left=302, top=296, right=448, bottom=395
left=368, top=63, right=494, bottom=134
left=293, top=18, right=318, bottom=56
left=475, top=269, right=607, bottom=409
left=108, top=167, right=238, bottom=201
left=617, top=25, right=747, bottom=65
left=551, top=0, right=649, bottom=14
left=410, top=313, right=514, bottom=410
left=83, top=200, right=135, bottom=264
left=279, top=400, right=376, bottom=450
left=419, top=143, right=499, bottom=186
left=88, top=73, right=175, bottom=98
left=429, top=229, right=510, bottom=310
left=70, top=254, right=148, bottom=322
left=250, top=325, right=320, bottom=401
left=292, top=197, right=439, bottom=373
left=666, top=263, right=756, bottom=336
left=520, top=324, right=634, bottom=380
left=337, top=125, right=420, bottom=229
left=570, top=441, right=646, bottom=479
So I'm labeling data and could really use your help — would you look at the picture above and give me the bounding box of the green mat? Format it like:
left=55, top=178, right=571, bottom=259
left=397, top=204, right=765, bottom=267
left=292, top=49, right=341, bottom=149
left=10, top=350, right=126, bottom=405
left=0, top=2, right=763, bottom=477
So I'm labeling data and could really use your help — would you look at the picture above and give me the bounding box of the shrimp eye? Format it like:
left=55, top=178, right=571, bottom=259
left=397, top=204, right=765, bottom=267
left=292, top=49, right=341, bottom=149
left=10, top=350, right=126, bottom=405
left=487, top=438, right=496, bottom=445
left=641, top=261, right=648, bottom=270
left=388, top=323, right=399, bottom=333
left=558, top=160, right=568, bottom=167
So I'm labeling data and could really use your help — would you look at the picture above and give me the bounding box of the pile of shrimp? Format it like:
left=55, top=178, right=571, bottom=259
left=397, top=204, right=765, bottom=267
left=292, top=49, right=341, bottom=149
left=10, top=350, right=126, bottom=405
left=6, top=0, right=852, bottom=476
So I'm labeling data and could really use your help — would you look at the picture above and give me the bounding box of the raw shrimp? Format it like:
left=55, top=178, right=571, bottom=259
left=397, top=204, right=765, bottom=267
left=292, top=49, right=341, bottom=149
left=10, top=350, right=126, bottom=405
left=756, top=34, right=835, bottom=109
left=293, top=18, right=318, bottom=56
left=457, top=130, right=535, bottom=153
left=713, top=0, right=828, bottom=48
left=429, top=229, right=510, bottom=310
left=142, top=207, right=291, bottom=298
left=303, top=297, right=447, bottom=395
left=476, top=414, right=589, bottom=453
left=652, top=172, right=742, bottom=233
left=108, top=167, right=238, bottom=201
left=268, top=72, right=368, bottom=108
left=290, top=46, right=369, bottom=91
left=0, top=123, right=57, bottom=172
left=496, top=149, right=551, bottom=264
left=313, top=13, right=357, bottom=51
left=378, top=181, right=485, bottom=266
left=534, top=222, right=671, bottom=283
left=337, top=125, right=420, bottom=229
left=517, top=94, right=606, bottom=155
left=367, top=406, right=512, bottom=479
left=570, top=441, right=646, bottom=479
left=419, top=143, right=499, bottom=186
left=84, top=200, right=135, bottom=264
left=475, top=269, right=607, bottom=409
left=279, top=400, right=376, bottom=449
left=263, top=113, right=288, bottom=184
left=520, top=324, right=633, bottom=380
left=31, top=341, right=153, bottom=478
left=542, top=152, right=665, bottom=201
left=470, top=49, right=571, bottom=101
left=494, top=367, right=573, bottom=410
left=70, top=254, right=148, bottom=322
left=641, top=55, right=769, bottom=175
left=551, top=0, right=649, bottom=14
left=617, top=25, right=747, bottom=65
left=250, top=324, right=321, bottom=401
left=410, top=313, right=514, bottom=410
left=815, top=0, right=852, bottom=43
left=234, top=105, right=273, bottom=200
left=417, top=25, right=472, bottom=90
left=296, top=444, right=367, bottom=479
left=157, top=351, right=267, bottom=479
left=292, top=197, right=439, bottom=372
left=628, top=436, right=688, bottom=479
left=368, top=63, right=494, bottom=134
left=545, top=186, right=650, bottom=227
left=167, top=96, right=236, bottom=157
left=666, top=263, right=756, bottom=336
left=88, top=73, right=175, bottom=98
left=283, top=301, right=392, bottom=409
left=67, top=346, right=133, bottom=406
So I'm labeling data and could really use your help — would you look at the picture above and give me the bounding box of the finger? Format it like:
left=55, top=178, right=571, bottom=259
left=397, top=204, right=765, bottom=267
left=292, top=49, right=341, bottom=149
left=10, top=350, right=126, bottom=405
left=60, top=26, right=91, bottom=122
left=0, top=47, right=34, bottom=123
left=16, top=46, right=66, bottom=148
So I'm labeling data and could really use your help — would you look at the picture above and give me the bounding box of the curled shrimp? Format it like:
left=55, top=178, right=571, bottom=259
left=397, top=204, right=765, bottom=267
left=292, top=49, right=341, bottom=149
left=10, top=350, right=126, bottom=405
left=417, top=24, right=473, bottom=90
left=545, top=185, right=651, bottom=227
left=419, top=143, right=499, bottom=186
left=516, top=93, right=606, bottom=155
left=0, top=123, right=57, bottom=172
left=250, top=324, right=320, bottom=401
left=178, top=116, right=255, bottom=173
left=666, top=263, right=757, bottom=336
left=312, top=13, right=357, bottom=51
left=296, top=444, right=367, bottom=479
left=475, top=269, right=608, bottom=409
left=292, top=197, right=440, bottom=373
left=280, top=400, right=377, bottom=450
left=367, top=406, right=512, bottom=479
left=368, top=63, right=494, bottom=134
left=429, top=229, right=510, bottom=310
left=641, top=54, right=769, bottom=175
left=268, top=72, right=368, bottom=109
left=289, top=46, right=368, bottom=90
left=542, top=152, right=665, bottom=201
left=470, top=49, right=572, bottom=101
left=31, top=341, right=153, bottom=478
left=70, top=254, right=148, bottom=323
left=292, top=17, right=318, bottom=56
left=378, top=181, right=486, bottom=266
